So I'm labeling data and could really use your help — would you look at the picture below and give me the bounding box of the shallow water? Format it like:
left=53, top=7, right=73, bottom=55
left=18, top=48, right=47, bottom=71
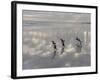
left=22, top=10, right=91, bottom=70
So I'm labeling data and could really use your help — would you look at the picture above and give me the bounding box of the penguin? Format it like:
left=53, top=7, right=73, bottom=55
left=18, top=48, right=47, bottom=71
left=60, top=38, right=65, bottom=54
left=51, top=41, right=57, bottom=59
left=75, top=37, right=82, bottom=53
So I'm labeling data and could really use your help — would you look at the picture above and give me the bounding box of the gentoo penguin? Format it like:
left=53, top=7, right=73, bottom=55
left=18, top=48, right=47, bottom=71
left=75, top=37, right=82, bottom=53
left=51, top=41, right=57, bottom=59
left=60, top=38, right=65, bottom=54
